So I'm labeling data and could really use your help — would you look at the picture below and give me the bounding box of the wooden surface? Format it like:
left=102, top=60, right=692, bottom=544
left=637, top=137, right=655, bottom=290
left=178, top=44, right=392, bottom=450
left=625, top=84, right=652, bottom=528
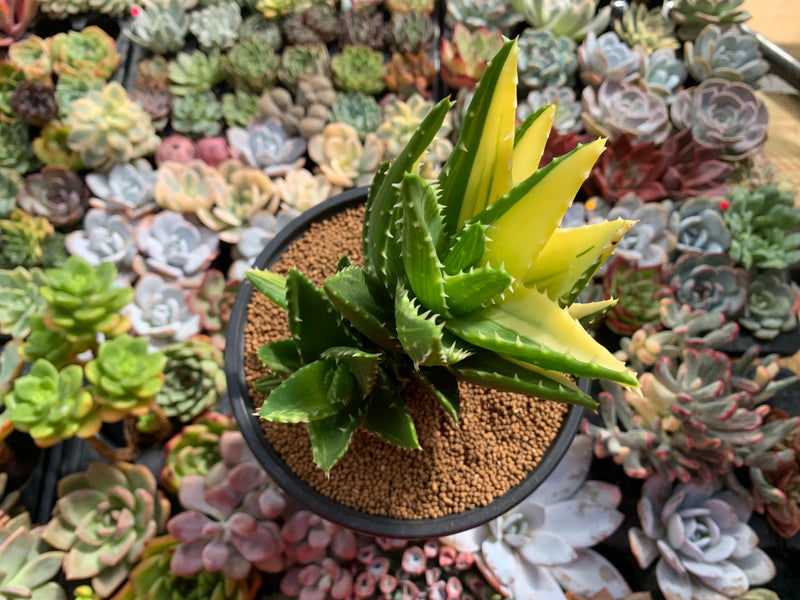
left=745, top=0, right=800, bottom=183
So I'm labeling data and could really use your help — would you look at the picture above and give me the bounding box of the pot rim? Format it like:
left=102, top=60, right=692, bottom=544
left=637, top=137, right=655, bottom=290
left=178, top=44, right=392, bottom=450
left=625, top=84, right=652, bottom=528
left=225, top=187, right=584, bottom=538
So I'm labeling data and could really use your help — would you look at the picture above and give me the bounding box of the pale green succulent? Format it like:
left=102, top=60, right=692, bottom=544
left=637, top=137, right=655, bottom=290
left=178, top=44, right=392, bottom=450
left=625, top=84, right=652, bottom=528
left=254, top=0, right=310, bottom=18
left=277, top=43, right=330, bottom=92
left=0, top=167, right=22, bottom=217
left=65, top=83, right=160, bottom=173
left=331, top=45, right=386, bottom=94
left=330, top=92, right=382, bottom=141
left=684, top=24, right=769, bottom=87
left=42, top=462, right=171, bottom=599
left=7, top=36, right=51, bottom=83
left=168, top=49, right=227, bottom=96
left=226, top=40, right=279, bottom=94
left=188, top=1, right=241, bottom=50
left=221, top=89, right=260, bottom=129
left=49, top=26, right=120, bottom=80
left=510, top=0, right=611, bottom=40
left=739, top=271, right=800, bottom=340
left=0, top=120, right=37, bottom=174
left=170, top=91, right=224, bottom=137
left=517, top=27, right=577, bottom=91
left=247, top=39, right=636, bottom=472
left=0, top=266, right=49, bottom=339
left=124, top=0, right=189, bottom=54
left=614, top=1, right=679, bottom=52
left=444, top=0, right=525, bottom=31
left=54, top=74, right=105, bottom=121
left=669, top=0, right=751, bottom=40
left=238, top=13, right=282, bottom=49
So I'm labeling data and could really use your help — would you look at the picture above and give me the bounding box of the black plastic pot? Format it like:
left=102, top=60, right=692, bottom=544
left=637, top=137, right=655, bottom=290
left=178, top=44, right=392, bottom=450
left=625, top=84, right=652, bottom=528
left=225, top=187, right=583, bottom=538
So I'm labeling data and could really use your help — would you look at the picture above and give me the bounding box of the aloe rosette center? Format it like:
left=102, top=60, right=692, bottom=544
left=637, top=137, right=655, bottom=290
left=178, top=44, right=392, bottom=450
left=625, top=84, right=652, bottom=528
left=247, top=38, right=637, bottom=473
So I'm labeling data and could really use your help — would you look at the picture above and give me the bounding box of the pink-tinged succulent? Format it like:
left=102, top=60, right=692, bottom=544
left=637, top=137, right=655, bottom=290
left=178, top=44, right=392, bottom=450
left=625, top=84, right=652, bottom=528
left=582, top=79, right=671, bottom=145
left=605, top=194, right=677, bottom=269
left=440, top=22, right=504, bottom=90
left=583, top=133, right=671, bottom=203
left=0, top=0, right=38, bottom=47
left=195, top=136, right=232, bottom=168
left=16, top=165, right=89, bottom=228
left=195, top=159, right=278, bottom=244
left=629, top=477, right=775, bottom=600
left=155, top=134, right=196, bottom=165
left=659, top=128, right=734, bottom=200
left=442, top=435, right=630, bottom=600
left=279, top=557, right=355, bottom=600
left=86, top=159, right=158, bottom=219
left=41, top=462, right=170, bottom=598
left=274, top=167, right=337, bottom=213
left=7, top=34, right=51, bottom=82
left=123, top=273, right=201, bottom=347
left=160, top=412, right=237, bottom=494
left=603, top=257, right=671, bottom=336
left=670, top=79, right=768, bottom=161
left=167, top=435, right=288, bottom=579
left=154, top=159, right=228, bottom=214
left=132, top=211, right=219, bottom=288
left=64, top=209, right=137, bottom=280
left=307, top=123, right=382, bottom=188
left=227, top=118, right=307, bottom=177
left=186, top=269, right=241, bottom=348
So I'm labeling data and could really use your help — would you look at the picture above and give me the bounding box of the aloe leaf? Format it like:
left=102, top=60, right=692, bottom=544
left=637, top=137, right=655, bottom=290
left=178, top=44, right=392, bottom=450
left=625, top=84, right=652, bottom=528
left=439, top=39, right=518, bottom=234
left=286, top=269, right=358, bottom=364
left=442, top=267, right=512, bottom=315
left=415, top=366, right=460, bottom=421
left=446, top=284, right=638, bottom=387
left=511, top=104, right=555, bottom=185
left=323, top=267, right=399, bottom=351
left=254, top=374, right=283, bottom=394
left=320, top=346, right=380, bottom=397
left=362, top=370, right=420, bottom=450
left=400, top=174, right=449, bottom=317
left=568, top=298, right=618, bottom=329
left=394, top=285, right=444, bottom=367
left=259, top=359, right=340, bottom=422
left=256, top=339, right=301, bottom=376
left=523, top=219, right=634, bottom=306
left=328, top=362, right=357, bottom=405
left=450, top=350, right=597, bottom=408
left=443, top=222, right=487, bottom=275
left=246, top=269, right=287, bottom=309
left=336, top=255, right=353, bottom=271
left=307, top=404, right=365, bottom=473
left=475, top=139, right=607, bottom=281
left=365, top=99, right=453, bottom=284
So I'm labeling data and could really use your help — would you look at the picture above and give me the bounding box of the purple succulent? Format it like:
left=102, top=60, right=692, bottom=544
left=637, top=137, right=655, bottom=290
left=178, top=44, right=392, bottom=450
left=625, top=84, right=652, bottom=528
left=132, top=211, right=219, bottom=288
left=582, top=80, right=672, bottom=145
left=17, top=165, right=89, bottom=228
left=670, top=78, right=768, bottom=161
left=578, top=31, right=646, bottom=88
left=226, top=118, right=307, bottom=177
left=668, top=252, right=748, bottom=318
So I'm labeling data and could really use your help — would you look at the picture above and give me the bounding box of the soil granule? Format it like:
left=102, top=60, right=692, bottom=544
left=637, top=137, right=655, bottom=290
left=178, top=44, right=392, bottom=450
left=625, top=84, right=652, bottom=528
left=244, top=205, right=568, bottom=519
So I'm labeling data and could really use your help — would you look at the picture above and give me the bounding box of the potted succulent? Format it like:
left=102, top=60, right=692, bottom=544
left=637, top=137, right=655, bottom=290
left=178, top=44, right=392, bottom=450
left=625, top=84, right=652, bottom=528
left=225, top=39, right=638, bottom=537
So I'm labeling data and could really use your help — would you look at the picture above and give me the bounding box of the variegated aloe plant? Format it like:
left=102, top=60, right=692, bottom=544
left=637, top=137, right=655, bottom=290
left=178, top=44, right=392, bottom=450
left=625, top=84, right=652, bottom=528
left=247, top=39, right=637, bottom=472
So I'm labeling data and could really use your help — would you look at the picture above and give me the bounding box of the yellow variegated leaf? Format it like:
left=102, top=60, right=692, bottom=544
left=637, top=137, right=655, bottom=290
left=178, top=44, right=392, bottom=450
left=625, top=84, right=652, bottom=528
left=482, top=139, right=606, bottom=280
left=512, top=104, right=555, bottom=185
left=524, top=218, right=634, bottom=303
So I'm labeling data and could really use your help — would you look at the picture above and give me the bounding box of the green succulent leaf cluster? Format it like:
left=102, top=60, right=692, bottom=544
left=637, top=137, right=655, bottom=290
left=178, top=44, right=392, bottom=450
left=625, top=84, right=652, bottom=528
left=0, top=120, right=37, bottom=174
left=188, top=1, right=242, bottom=51
left=85, top=334, right=166, bottom=423
left=0, top=266, right=49, bottom=339
left=0, top=210, right=68, bottom=271
left=724, top=185, right=800, bottom=270
left=0, top=359, right=101, bottom=447
left=248, top=39, right=637, bottom=472
left=331, top=45, right=387, bottom=95
left=225, top=40, right=279, bottom=94
left=171, top=91, right=224, bottom=137
left=22, top=256, right=133, bottom=363
left=168, top=49, right=227, bottom=96
left=124, top=0, right=189, bottom=55
left=49, top=26, right=121, bottom=80
left=0, top=520, right=66, bottom=600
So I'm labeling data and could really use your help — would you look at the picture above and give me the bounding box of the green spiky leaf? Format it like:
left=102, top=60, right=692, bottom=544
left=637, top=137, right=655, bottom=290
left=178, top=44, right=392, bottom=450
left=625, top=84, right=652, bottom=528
left=362, top=371, right=420, bottom=450
left=258, top=359, right=340, bottom=423
left=442, top=222, right=487, bottom=275
left=328, top=362, right=358, bottom=406
left=320, top=346, right=380, bottom=397
left=246, top=269, right=287, bottom=309
left=286, top=269, right=357, bottom=363
left=442, top=267, right=512, bottom=315
left=307, top=403, right=364, bottom=473
left=323, top=266, right=399, bottom=351
left=415, top=366, right=460, bottom=421
left=400, top=174, right=448, bottom=317
left=256, top=339, right=301, bottom=377
left=394, top=285, right=445, bottom=367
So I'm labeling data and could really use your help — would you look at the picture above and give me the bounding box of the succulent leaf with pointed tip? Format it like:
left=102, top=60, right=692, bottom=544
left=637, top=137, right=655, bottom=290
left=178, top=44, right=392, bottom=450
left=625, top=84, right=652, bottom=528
left=247, top=40, right=638, bottom=472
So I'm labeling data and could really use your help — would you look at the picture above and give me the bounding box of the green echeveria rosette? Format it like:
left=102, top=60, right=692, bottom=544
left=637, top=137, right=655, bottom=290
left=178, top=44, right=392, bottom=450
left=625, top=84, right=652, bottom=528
left=0, top=61, right=28, bottom=122
left=517, top=28, right=577, bottom=91
left=171, top=91, right=224, bottom=138
left=667, top=252, right=749, bottom=318
left=225, top=40, right=279, bottom=94
left=39, top=256, right=134, bottom=352
left=85, top=334, right=167, bottom=423
left=1, top=359, right=102, bottom=447
left=187, top=1, right=241, bottom=51
left=602, top=257, right=672, bottom=336
left=684, top=24, right=769, bottom=87
left=0, top=167, right=23, bottom=218
left=153, top=338, right=226, bottom=423
left=331, top=45, right=386, bottom=94
left=444, top=0, right=525, bottom=32
left=277, top=43, right=330, bottom=92
left=49, top=26, right=121, bottom=80
left=613, top=1, right=679, bottom=53
left=0, top=120, right=38, bottom=174
left=221, top=89, right=260, bottom=129
left=124, top=0, right=189, bottom=55
left=386, top=10, right=435, bottom=54
left=510, top=0, right=611, bottom=40
left=112, top=535, right=259, bottom=600
left=668, top=0, right=751, bottom=41
left=168, top=49, right=227, bottom=96
left=330, top=92, right=382, bottom=141
left=0, top=523, right=66, bottom=600
left=0, top=210, right=68, bottom=271
left=738, top=271, right=800, bottom=340
left=160, top=411, right=236, bottom=493
left=723, top=185, right=800, bottom=270
left=0, top=266, right=49, bottom=339
left=42, top=462, right=171, bottom=599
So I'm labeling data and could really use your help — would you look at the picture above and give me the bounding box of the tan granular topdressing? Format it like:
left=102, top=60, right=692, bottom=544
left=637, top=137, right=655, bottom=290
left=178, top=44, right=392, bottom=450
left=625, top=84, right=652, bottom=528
left=244, top=205, right=568, bottom=519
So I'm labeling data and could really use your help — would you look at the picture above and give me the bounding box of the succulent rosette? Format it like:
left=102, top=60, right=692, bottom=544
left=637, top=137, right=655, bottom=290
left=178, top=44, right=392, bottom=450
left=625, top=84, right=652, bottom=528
left=605, top=194, right=677, bottom=268
left=671, top=196, right=732, bottom=254
left=0, top=523, right=66, bottom=600
left=440, top=23, right=504, bottom=90
left=330, top=45, right=386, bottom=95
left=307, top=123, right=382, bottom=188
left=9, top=81, right=58, bottom=127
left=603, top=257, right=671, bottom=336
left=668, top=252, right=749, bottom=318
left=629, top=476, right=775, bottom=600
left=16, top=165, right=89, bottom=228
left=85, top=159, right=158, bottom=219
left=124, top=273, right=201, bottom=348
left=42, top=462, right=171, bottom=598
left=578, top=31, right=646, bottom=88
left=0, top=265, right=49, bottom=338
left=738, top=271, right=800, bottom=340
left=670, top=79, right=768, bottom=161
left=517, top=28, right=577, bottom=91
left=685, top=25, right=768, bottom=87
left=510, top=0, right=611, bottom=40
left=153, top=159, right=226, bottom=214
left=49, top=26, right=120, bottom=79
left=582, top=80, right=671, bottom=145
left=226, top=119, right=307, bottom=177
